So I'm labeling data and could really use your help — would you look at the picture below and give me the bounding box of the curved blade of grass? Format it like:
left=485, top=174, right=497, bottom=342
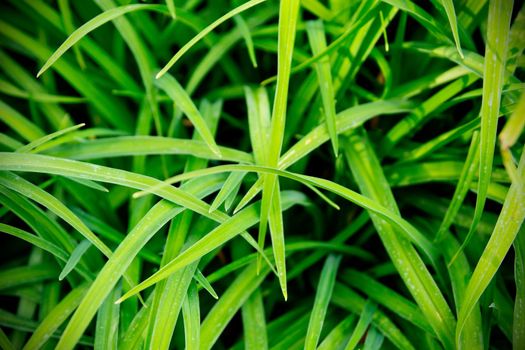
left=304, top=254, right=341, bottom=350
left=456, top=145, right=525, bottom=345
left=16, top=123, right=84, bottom=153
left=66, top=177, right=109, bottom=193
left=0, top=223, right=69, bottom=264
left=209, top=172, right=247, bottom=212
left=182, top=281, right=200, bottom=350
left=57, top=0, right=86, bottom=70
left=306, top=20, right=338, bottom=156
left=0, top=172, right=112, bottom=258
left=156, top=0, right=266, bottom=78
left=116, top=191, right=303, bottom=303
left=133, top=164, right=437, bottom=261
left=47, top=136, right=250, bottom=163
left=59, top=239, right=91, bottom=281
left=0, top=153, right=272, bottom=270
left=22, top=283, right=89, bottom=350
left=234, top=15, right=258, bottom=67
left=456, top=0, right=513, bottom=261
left=154, top=74, right=221, bottom=157
left=231, top=99, right=412, bottom=214
left=381, top=0, right=449, bottom=43
left=241, top=288, right=267, bottom=350
left=36, top=4, right=168, bottom=77
left=0, top=187, right=76, bottom=254
left=440, top=0, right=463, bottom=58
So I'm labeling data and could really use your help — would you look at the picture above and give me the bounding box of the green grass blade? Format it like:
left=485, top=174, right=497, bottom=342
left=0, top=223, right=69, bottom=264
left=440, top=0, right=464, bottom=58
left=182, top=281, right=200, bottom=350
left=194, top=269, right=218, bottom=299
left=306, top=20, right=338, bottom=156
left=456, top=145, right=525, bottom=345
left=0, top=172, right=112, bottom=258
left=317, top=315, right=356, bottom=350
left=47, top=136, right=250, bottom=163
left=137, top=163, right=437, bottom=257
left=154, top=74, right=221, bottom=157
left=241, top=288, right=267, bottom=350
left=363, top=326, right=384, bottom=350
left=166, top=0, right=176, bottom=19
left=436, top=131, right=480, bottom=242
left=246, top=86, right=271, bottom=165
left=16, top=123, right=84, bottom=153
left=343, top=130, right=455, bottom=348
left=59, top=240, right=91, bottom=281
left=0, top=328, right=14, bottom=350
left=458, top=0, right=513, bottom=260
left=234, top=15, right=258, bottom=67
left=258, top=0, right=300, bottom=297
left=156, top=0, right=266, bottom=78
left=209, top=172, right=247, bottom=212
left=344, top=301, right=377, bottom=350
left=37, top=4, right=168, bottom=78
left=94, top=283, right=121, bottom=350
left=57, top=0, right=86, bottom=70
left=440, top=235, right=484, bottom=349
left=267, top=181, right=287, bottom=299
left=304, top=254, right=341, bottom=350
left=341, top=269, right=433, bottom=334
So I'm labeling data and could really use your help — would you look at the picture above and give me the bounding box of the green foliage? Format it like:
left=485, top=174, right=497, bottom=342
left=0, top=0, right=523, bottom=349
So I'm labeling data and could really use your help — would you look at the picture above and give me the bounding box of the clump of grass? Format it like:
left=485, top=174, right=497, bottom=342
left=0, top=0, right=523, bottom=349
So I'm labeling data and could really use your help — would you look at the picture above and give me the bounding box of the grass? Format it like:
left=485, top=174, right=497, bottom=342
left=0, top=0, right=523, bottom=349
